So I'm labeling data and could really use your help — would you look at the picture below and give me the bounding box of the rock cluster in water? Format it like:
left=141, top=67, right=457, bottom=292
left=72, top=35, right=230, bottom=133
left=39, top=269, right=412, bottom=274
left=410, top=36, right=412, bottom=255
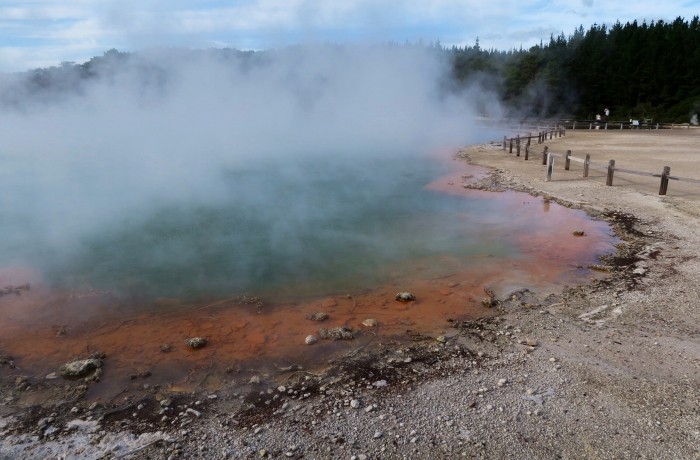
left=318, top=326, right=354, bottom=340
left=60, top=358, right=102, bottom=379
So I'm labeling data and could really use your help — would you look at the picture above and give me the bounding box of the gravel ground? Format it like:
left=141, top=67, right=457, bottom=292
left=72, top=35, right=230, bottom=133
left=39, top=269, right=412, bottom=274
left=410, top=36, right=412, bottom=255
left=2, top=129, right=700, bottom=459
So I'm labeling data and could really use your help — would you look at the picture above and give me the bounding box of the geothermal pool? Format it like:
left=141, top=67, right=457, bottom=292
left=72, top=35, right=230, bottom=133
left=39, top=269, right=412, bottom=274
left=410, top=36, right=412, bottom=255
left=0, top=148, right=616, bottom=398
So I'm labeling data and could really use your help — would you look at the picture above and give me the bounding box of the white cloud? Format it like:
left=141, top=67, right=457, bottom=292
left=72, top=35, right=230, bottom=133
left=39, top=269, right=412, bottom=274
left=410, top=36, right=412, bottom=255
left=1, top=0, right=700, bottom=71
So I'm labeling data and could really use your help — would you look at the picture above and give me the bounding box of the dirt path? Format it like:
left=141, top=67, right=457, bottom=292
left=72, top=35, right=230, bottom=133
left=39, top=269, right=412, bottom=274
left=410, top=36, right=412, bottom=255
left=2, top=129, right=699, bottom=459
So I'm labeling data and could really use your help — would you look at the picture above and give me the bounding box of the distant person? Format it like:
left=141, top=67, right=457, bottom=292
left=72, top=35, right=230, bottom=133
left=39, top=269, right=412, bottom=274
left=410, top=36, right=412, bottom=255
left=604, top=108, right=610, bottom=119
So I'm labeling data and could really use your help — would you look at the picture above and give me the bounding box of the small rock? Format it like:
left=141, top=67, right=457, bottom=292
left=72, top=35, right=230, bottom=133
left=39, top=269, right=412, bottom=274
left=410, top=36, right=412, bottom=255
left=373, top=430, right=383, bottom=439
left=362, top=318, right=378, bottom=327
left=60, top=358, right=102, bottom=379
left=373, top=380, right=388, bottom=388
left=305, top=335, right=318, bottom=345
left=497, top=378, right=508, bottom=387
left=278, top=386, right=287, bottom=393
left=481, top=298, right=498, bottom=308
left=350, top=399, right=361, bottom=409
left=249, top=375, right=261, bottom=384
left=436, top=335, right=447, bottom=343
left=318, top=326, right=354, bottom=341
left=185, top=408, right=201, bottom=418
left=572, top=230, right=586, bottom=237
left=160, top=343, right=172, bottom=352
left=395, top=292, right=416, bottom=302
left=306, top=312, right=329, bottom=322
left=185, top=337, right=207, bottom=349
left=160, top=398, right=172, bottom=408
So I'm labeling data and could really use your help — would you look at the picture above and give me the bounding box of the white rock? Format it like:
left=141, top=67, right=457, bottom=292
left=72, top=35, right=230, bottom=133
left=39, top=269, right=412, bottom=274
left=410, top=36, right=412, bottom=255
left=305, top=335, right=318, bottom=345
left=350, top=399, right=361, bottom=409
left=497, top=378, right=508, bottom=387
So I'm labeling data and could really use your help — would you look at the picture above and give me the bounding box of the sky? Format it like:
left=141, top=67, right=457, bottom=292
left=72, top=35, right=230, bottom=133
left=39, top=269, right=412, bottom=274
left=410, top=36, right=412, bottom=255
left=1, top=0, right=699, bottom=72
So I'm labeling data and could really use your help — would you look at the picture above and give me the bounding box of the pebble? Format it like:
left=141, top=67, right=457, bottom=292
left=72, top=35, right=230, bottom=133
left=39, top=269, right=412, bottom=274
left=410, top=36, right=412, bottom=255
left=395, top=292, right=416, bottom=302
left=362, top=318, right=379, bottom=327
left=350, top=399, right=361, bottom=409
left=278, top=386, right=287, bottom=393
left=305, top=335, right=318, bottom=345
left=497, top=378, right=508, bottom=387
left=373, top=430, right=383, bottom=439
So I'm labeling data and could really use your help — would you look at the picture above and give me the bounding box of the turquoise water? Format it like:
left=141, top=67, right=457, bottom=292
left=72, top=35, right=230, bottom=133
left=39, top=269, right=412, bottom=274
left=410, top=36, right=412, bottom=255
left=0, top=147, right=612, bottom=301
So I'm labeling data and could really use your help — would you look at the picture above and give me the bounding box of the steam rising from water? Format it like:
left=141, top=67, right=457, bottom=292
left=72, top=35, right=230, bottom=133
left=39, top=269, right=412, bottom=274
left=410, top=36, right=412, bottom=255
left=0, top=45, right=502, bottom=298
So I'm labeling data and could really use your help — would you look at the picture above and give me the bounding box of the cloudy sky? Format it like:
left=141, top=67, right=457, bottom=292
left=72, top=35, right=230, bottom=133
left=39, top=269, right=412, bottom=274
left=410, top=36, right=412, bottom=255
left=1, top=0, right=699, bottom=73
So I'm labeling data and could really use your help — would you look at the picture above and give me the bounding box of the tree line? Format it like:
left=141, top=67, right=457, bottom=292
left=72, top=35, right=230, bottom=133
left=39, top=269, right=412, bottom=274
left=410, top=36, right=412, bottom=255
left=451, top=16, right=700, bottom=123
left=2, top=17, right=699, bottom=123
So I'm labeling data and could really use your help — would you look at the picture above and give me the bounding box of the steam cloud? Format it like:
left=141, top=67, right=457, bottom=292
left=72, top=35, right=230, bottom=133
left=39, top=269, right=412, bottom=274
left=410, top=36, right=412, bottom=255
left=0, top=45, right=501, bottom=297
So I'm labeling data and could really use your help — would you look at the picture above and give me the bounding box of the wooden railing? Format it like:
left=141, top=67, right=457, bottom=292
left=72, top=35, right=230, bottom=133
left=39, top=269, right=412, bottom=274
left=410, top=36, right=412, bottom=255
left=502, top=127, right=566, bottom=159
left=497, top=135, right=700, bottom=196
left=552, top=120, right=698, bottom=130
left=543, top=147, right=700, bottom=195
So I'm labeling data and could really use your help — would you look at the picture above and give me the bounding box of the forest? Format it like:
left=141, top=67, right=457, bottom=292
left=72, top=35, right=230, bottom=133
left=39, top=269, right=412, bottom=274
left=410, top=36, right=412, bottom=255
left=451, top=16, right=700, bottom=122
left=2, top=16, right=699, bottom=123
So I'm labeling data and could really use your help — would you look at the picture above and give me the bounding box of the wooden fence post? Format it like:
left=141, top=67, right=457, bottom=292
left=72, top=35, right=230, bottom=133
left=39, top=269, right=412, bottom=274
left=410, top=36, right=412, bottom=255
left=606, top=160, right=615, bottom=186
left=573, top=121, right=577, bottom=130
left=509, top=138, right=513, bottom=153
left=516, top=135, right=521, bottom=157
left=604, top=123, right=608, bottom=130
left=583, top=154, right=590, bottom=177
left=620, top=122, right=623, bottom=130
left=589, top=123, right=592, bottom=130
left=545, top=153, right=554, bottom=182
left=525, top=144, right=530, bottom=160
left=527, top=133, right=531, bottom=146
left=542, top=146, right=548, bottom=165
left=659, top=166, right=671, bottom=195
left=550, top=130, right=554, bottom=140
left=503, top=136, right=507, bottom=150
left=565, top=150, right=571, bottom=170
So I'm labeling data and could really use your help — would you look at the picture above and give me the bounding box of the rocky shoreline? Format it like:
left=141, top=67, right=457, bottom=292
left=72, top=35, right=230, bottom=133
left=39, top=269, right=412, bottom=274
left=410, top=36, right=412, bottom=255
left=2, top=131, right=700, bottom=459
